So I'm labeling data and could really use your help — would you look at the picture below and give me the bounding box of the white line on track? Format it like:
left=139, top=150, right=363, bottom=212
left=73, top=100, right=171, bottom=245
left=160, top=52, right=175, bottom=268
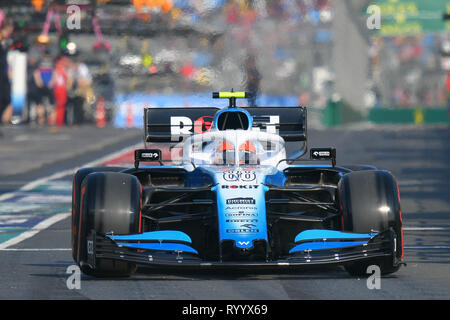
left=403, top=227, right=450, bottom=231
left=0, top=212, right=70, bottom=249
left=0, top=142, right=141, bottom=249
left=404, top=246, right=450, bottom=250
left=0, top=142, right=141, bottom=202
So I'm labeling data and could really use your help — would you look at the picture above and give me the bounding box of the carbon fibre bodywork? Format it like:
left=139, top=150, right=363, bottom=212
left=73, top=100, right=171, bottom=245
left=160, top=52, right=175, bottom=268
left=83, top=164, right=400, bottom=270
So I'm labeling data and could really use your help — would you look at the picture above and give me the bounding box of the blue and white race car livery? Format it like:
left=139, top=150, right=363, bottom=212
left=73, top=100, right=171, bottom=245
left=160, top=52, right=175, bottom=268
left=71, top=92, right=404, bottom=277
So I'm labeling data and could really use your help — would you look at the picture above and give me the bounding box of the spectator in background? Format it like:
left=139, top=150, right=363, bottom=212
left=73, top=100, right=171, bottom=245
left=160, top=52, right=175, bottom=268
left=67, top=56, right=93, bottom=125
left=35, top=50, right=55, bottom=125
left=244, top=53, right=261, bottom=107
left=25, top=54, right=42, bottom=124
left=225, top=0, right=240, bottom=24
left=0, top=17, right=14, bottom=132
left=50, top=55, right=71, bottom=127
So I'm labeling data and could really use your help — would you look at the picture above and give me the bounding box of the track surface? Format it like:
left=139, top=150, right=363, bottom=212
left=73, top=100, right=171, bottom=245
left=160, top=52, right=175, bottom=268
left=0, top=124, right=449, bottom=300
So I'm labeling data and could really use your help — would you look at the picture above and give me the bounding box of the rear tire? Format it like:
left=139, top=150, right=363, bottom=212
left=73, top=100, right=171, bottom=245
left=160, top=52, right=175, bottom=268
left=338, top=170, right=403, bottom=276
left=77, top=172, right=142, bottom=277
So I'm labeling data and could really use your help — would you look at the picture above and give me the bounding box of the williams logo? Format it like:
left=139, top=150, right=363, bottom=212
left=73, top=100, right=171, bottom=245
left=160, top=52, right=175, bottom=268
left=226, top=197, right=256, bottom=205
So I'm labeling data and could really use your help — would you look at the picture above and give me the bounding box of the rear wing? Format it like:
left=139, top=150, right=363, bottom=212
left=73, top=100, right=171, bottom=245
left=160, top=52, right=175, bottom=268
left=144, top=107, right=219, bottom=144
left=246, top=107, right=307, bottom=142
left=143, top=106, right=307, bottom=146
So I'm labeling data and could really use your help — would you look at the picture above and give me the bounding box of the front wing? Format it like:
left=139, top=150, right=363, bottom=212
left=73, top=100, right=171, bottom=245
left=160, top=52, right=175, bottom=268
left=85, top=229, right=399, bottom=269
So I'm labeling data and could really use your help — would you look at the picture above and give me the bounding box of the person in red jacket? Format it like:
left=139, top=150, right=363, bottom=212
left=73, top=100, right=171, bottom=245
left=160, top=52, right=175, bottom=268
left=50, top=56, right=70, bottom=126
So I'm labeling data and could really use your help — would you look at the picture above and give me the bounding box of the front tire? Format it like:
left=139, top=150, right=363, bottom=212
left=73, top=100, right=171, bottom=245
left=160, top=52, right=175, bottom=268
left=77, top=171, right=142, bottom=277
left=71, top=167, right=125, bottom=263
left=338, top=170, right=403, bottom=276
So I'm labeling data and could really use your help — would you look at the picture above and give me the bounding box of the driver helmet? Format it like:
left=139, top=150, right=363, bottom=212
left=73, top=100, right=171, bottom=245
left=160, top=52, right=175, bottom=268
left=239, top=141, right=258, bottom=165
left=215, top=141, right=235, bottom=165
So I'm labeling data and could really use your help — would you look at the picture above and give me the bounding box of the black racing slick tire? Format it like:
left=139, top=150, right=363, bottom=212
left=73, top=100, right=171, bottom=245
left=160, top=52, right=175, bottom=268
left=76, top=171, right=142, bottom=277
left=71, top=167, right=124, bottom=263
left=338, top=170, right=403, bottom=276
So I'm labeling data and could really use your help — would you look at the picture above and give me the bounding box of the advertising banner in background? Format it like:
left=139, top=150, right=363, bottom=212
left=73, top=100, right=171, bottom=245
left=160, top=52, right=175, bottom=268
left=7, top=50, right=27, bottom=117
left=367, top=0, right=450, bottom=36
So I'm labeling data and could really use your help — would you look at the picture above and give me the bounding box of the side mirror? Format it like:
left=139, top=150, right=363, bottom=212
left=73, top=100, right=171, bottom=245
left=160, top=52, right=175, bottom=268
left=310, top=147, right=336, bottom=167
left=134, top=149, right=162, bottom=169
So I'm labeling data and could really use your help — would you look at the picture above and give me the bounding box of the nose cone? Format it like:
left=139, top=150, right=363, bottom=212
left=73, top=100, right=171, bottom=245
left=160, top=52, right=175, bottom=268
left=211, top=168, right=269, bottom=260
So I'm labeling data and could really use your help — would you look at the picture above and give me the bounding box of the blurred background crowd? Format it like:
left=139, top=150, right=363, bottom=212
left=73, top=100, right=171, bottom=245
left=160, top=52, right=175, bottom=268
left=0, top=0, right=449, bottom=129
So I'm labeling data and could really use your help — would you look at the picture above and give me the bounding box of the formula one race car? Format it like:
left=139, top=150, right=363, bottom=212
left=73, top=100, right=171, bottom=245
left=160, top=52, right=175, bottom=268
left=71, top=91, right=404, bottom=277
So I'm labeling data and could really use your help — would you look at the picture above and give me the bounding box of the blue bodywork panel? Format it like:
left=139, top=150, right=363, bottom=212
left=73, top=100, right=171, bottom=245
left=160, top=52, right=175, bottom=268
left=209, top=167, right=270, bottom=249
left=107, top=230, right=192, bottom=243
left=294, top=229, right=376, bottom=243
left=289, top=229, right=377, bottom=254
left=106, top=230, right=198, bottom=255
left=289, top=241, right=369, bottom=253
left=116, top=242, right=198, bottom=254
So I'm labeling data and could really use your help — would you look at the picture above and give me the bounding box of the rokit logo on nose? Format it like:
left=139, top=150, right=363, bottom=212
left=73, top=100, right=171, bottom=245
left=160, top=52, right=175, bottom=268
left=222, top=185, right=259, bottom=189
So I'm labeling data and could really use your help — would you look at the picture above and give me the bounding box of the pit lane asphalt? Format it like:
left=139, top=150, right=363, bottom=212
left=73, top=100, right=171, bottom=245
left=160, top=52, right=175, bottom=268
left=0, top=123, right=449, bottom=300
left=0, top=124, right=142, bottom=194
